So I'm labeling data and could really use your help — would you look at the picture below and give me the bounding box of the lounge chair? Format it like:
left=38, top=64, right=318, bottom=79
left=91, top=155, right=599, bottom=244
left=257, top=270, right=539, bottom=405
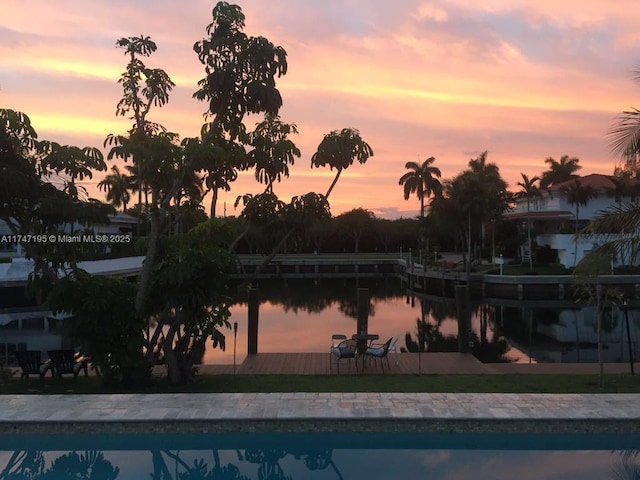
left=330, top=338, right=358, bottom=373
left=14, top=350, right=51, bottom=380
left=47, top=350, right=89, bottom=380
left=365, top=337, right=394, bottom=373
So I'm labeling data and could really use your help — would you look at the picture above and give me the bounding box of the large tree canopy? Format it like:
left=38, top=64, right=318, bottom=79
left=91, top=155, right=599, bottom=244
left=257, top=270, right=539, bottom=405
left=0, top=108, right=113, bottom=275
left=311, top=128, right=373, bottom=198
left=5, top=2, right=377, bottom=387
left=193, top=1, right=288, bottom=137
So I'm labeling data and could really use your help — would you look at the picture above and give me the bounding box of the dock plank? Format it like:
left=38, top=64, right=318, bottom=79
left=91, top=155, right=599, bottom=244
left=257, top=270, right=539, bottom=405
left=203, top=353, right=639, bottom=376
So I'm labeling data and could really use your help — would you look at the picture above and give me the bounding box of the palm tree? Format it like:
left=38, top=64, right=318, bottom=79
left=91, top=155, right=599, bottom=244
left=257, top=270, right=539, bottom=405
left=606, top=172, right=639, bottom=208
left=465, top=151, right=510, bottom=255
left=516, top=174, right=542, bottom=271
left=561, top=179, right=598, bottom=266
left=98, top=165, right=132, bottom=212
left=468, top=150, right=500, bottom=179
left=311, top=128, right=373, bottom=199
left=587, top=69, right=640, bottom=269
left=398, top=156, right=442, bottom=218
left=608, top=69, right=640, bottom=158
left=540, top=155, right=581, bottom=189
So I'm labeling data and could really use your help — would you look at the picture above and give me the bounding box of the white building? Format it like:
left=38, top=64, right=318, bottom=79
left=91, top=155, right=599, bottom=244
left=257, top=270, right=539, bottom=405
left=504, top=174, right=637, bottom=268
left=0, top=256, right=144, bottom=364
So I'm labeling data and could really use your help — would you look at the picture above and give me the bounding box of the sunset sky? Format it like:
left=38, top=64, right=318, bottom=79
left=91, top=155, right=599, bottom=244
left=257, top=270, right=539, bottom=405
left=2, top=0, right=640, bottom=218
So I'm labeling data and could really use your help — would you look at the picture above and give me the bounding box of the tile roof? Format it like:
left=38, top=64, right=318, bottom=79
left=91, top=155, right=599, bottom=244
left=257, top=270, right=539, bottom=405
left=548, top=174, right=615, bottom=192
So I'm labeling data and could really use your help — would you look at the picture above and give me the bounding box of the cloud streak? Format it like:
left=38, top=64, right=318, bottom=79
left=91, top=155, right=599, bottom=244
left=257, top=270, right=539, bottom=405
left=2, top=0, right=639, bottom=218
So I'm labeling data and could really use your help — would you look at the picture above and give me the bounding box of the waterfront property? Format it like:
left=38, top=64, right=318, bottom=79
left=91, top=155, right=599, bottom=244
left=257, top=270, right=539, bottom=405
left=504, top=173, right=640, bottom=267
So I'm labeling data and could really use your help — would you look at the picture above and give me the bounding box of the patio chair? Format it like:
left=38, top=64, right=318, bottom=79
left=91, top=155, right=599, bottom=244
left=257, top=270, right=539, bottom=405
left=329, top=334, right=347, bottom=369
left=14, top=350, right=51, bottom=380
left=47, top=350, right=89, bottom=380
left=364, top=337, right=394, bottom=373
left=330, top=338, right=358, bottom=373
left=388, top=336, right=399, bottom=366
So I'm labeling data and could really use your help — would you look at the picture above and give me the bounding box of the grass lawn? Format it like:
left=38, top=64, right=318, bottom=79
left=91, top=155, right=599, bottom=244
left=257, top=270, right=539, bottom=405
left=1, top=373, right=639, bottom=394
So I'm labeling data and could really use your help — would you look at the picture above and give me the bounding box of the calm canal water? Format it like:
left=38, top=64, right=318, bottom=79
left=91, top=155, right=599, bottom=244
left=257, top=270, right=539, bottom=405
left=5, top=277, right=639, bottom=367
left=202, top=278, right=640, bottom=366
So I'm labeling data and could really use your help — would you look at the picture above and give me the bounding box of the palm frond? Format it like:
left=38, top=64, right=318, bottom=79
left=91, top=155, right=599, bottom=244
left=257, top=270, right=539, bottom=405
left=608, top=108, right=640, bottom=158
left=584, top=203, right=640, bottom=235
left=612, top=458, right=640, bottom=480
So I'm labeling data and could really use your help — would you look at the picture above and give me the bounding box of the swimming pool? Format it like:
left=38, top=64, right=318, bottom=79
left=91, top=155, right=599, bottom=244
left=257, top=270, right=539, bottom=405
left=1, top=432, right=639, bottom=479
left=2, top=392, right=639, bottom=479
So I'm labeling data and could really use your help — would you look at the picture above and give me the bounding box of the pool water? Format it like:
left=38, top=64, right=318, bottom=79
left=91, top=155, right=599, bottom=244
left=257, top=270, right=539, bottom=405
left=1, top=432, right=638, bottom=479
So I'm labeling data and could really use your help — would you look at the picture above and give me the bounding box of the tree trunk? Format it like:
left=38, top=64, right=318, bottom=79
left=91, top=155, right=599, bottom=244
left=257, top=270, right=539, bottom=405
left=163, top=322, right=180, bottom=384
left=210, top=187, right=218, bottom=218
left=466, top=209, right=472, bottom=309
left=229, top=225, right=251, bottom=253
left=527, top=198, right=533, bottom=271
left=135, top=209, right=161, bottom=313
left=467, top=209, right=472, bottom=275
left=245, top=229, right=295, bottom=283
left=325, top=168, right=343, bottom=198
left=596, top=282, right=604, bottom=388
left=137, top=178, right=143, bottom=235
left=144, top=189, right=150, bottom=235
left=573, top=205, right=580, bottom=267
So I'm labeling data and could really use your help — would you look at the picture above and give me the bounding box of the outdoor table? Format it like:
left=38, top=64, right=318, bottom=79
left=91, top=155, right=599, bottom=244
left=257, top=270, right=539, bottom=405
left=352, top=334, right=379, bottom=369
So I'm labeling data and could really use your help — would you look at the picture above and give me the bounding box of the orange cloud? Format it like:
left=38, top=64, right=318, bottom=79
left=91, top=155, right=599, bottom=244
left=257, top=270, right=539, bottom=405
left=2, top=0, right=639, bottom=217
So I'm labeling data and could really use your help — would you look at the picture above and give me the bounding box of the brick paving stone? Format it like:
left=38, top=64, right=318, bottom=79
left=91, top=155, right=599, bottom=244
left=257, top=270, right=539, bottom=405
left=1, top=393, right=640, bottom=427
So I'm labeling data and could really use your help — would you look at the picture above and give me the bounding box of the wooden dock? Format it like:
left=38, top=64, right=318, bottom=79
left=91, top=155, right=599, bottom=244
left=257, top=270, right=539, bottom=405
left=196, top=352, right=640, bottom=375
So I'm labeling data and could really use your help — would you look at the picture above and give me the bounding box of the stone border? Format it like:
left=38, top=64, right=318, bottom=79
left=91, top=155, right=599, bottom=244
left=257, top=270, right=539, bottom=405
left=3, top=418, right=640, bottom=436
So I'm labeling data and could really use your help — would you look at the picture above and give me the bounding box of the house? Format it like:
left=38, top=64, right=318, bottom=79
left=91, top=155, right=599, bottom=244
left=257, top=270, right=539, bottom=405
left=504, top=174, right=637, bottom=268
left=0, top=255, right=144, bottom=364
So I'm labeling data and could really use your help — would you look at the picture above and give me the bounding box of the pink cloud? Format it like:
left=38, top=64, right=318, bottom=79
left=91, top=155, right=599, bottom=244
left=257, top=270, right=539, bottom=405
left=2, top=0, right=639, bottom=217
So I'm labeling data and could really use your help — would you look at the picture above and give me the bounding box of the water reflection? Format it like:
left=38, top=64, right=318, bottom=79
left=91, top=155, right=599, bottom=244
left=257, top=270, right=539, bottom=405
left=7, top=278, right=640, bottom=367
left=204, top=278, right=411, bottom=364
left=0, top=450, right=120, bottom=479
left=209, top=279, right=640, bottom=365
left=0, top=441, right=638, bottom=480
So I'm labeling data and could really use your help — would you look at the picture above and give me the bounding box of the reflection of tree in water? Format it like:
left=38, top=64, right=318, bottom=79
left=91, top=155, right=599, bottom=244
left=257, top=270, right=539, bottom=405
left=404, top=320, right=511, bottom=362
left=234, top=278, right=402, bottom=317
left=150, top=449, right=250, bottom=480
left=288, top=449, right=344, bottom=480
left=0, top=447, right=344, bottom=480
left=0, top=451, right=44, bottom=480
left=336, top=298, right=374, bottom=320
left=239, top=449, right=291, bottom=480
left=146, top=447, right=343, bottom=480
left=405, top=318, right=456, bottom=353
left=0, top=451, right=119, bottom=480
left=239, top=448, right=344, bottom=480
left=404, top=299, right=512, bottom=362
left=151, top=450, right=250, bottom=480
left=613, top=451, right=640, bottom=479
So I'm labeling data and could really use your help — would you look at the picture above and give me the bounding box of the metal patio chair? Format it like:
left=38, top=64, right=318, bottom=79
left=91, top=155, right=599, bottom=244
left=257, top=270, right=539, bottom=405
left=364, top=337, right=394, bottom=373
left=330, top=338, right=358, bottom=373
